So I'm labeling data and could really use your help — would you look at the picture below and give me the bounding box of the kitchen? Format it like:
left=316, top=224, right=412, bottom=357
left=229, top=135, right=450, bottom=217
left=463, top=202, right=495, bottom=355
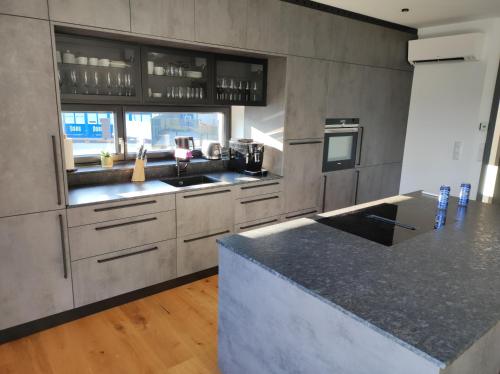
left=0, top=0, right=499, bottom=373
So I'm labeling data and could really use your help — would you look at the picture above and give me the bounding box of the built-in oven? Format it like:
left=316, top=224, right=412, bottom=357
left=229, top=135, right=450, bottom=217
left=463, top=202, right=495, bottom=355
left=322, top=118, right=363, bottom=172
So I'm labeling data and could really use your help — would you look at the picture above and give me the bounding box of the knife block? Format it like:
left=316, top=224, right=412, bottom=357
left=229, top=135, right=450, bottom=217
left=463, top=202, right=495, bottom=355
left=131, top=159, right=145, bottom=182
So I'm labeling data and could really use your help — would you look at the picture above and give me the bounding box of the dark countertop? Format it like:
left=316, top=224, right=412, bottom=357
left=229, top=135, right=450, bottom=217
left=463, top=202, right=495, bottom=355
left=67, top=171, right=282, bottom=207
left=218, top=192, right=500, bottom=367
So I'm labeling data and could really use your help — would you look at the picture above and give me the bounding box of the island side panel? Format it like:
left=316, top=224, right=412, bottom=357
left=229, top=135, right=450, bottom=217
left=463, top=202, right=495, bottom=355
left=218, top=244, right=442, bottom=374
left=440, top=321, right=500, bottom=374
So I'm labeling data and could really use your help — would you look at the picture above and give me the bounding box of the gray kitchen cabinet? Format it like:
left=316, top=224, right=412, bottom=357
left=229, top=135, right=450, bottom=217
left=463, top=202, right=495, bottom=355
left=130, top=0, right=195, bottom=41
left=0, top=15, right=65, bottom=218
left=284, top=57, right=329, bottom=140
left=282, top=208, right=319, bottom=221
left=326, top=61, right=367, bottom=119
left=235, top=215, right=282, bottom=233
left=69, top=210, right=176, bottom=260
left=176, top=187, right=234, bottom=237
left=234, top=179, right=283, bottom=199
left=67, top=194, right=176, bottom=227
left=48, top=0, right=131, bottom=31
left=0, top=210, right=73, bottom=330
left=245, top=0, right=288, bottom=54
left=72, top=239, right=177, bottom=307
left=356, top=163, right=402, bottom=204
left=194, top=0, right=247, bottom=47
left=0, top=0, right=48, bottom=18
left=235, top=192, right=283, bottom=224
left=177, top=228, right=233, bottom=276
left=283, top=140, right=324, bottom=214
left=283, top=2, right=332, bottom=60
left=322, top=170, right=358, bottom=212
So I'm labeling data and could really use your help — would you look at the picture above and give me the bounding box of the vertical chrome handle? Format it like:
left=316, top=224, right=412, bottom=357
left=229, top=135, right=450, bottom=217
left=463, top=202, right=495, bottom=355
left=354, top=170, right=360, bottom=205
left=51, top=135, right=62, bottom=205
left=58, top=214, right=68, bottom=279
left=356, top=126, right=364, bottom=166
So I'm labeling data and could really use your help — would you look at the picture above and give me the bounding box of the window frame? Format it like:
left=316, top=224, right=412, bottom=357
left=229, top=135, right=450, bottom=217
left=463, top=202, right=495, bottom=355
left=61, top=104, right=231, bottom=164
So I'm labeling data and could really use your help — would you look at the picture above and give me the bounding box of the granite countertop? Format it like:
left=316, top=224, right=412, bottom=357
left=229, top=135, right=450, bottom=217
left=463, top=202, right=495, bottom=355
left=218, top=192, right=500, bottom=367
left=67, top=171, right=282, bottom=207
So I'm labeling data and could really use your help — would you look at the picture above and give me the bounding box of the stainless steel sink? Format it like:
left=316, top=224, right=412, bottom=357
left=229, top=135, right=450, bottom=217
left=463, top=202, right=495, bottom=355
left=161, top=175, right=220, bottom=188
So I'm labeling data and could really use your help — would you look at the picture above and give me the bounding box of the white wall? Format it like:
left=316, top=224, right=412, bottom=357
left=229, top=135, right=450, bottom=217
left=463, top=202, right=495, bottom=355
left=400, top=17, right=500, bottom=198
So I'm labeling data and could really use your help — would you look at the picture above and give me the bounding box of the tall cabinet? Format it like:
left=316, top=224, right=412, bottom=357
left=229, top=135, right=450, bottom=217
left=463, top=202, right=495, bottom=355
left=0, top=15, right=65, bottom=218
left=0, top=15, right=72, bottom=331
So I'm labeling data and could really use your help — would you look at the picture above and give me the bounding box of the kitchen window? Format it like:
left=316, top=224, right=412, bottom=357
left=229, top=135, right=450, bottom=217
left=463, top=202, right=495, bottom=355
left=61, top=105, right=229, bottom=163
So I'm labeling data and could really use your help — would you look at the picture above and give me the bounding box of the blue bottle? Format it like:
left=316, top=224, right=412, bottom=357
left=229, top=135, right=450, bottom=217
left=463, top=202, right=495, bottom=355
left=437, top=185, right=451, bottom=209
left=458, top=183, right=471, bottom=206
left=434, top=209, right=447, bottom=229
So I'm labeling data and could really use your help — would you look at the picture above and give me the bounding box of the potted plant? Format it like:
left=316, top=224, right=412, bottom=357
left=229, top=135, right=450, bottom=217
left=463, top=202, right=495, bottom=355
left=100, top=151, right=113, bottom=168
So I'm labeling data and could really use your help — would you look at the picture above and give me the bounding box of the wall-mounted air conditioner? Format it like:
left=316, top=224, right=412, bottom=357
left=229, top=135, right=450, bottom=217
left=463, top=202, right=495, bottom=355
left=408, top=33, right=484, bottom=65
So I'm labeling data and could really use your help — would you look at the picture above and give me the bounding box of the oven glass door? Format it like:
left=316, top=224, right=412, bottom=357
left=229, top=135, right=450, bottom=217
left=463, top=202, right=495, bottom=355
left=322, top=130, right=359, bottom=172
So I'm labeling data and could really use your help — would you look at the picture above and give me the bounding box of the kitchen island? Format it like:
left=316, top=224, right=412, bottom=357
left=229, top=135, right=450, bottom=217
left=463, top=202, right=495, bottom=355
left=217, top=192, right=500, bottom=374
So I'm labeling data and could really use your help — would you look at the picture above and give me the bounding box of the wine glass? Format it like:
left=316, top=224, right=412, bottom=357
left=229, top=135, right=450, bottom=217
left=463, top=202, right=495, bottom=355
left=252, top=81, right=258, bottom=101
left=70, top=70, right=77, bottom=94
left=82, top=69, right=89, bottom=95
left=93, top=71, right=99, bottom=95
left=116, top=72, right=123, bottom=96
left=106, top=72, right=112, bottom=95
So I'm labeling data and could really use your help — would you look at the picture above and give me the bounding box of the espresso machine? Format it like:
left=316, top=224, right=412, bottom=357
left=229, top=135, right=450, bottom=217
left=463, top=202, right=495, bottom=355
left=229, top=139, right=266, bottom=175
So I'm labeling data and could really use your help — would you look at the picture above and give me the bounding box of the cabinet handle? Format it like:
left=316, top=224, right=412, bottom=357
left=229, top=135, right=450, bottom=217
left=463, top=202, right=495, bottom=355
left=240, top=182, right=280, bottom=190
left=183, top=189, right=231, bottom=199
left=322, top=175, right=327, bottom=213
left=356, top=126, right=364, bottom=166
left=285, top=210, right=318, bottom=219
left=240, top=219, right=278, bottom=230
left=184, top=230, right=230, bottom=243
left=94, top=200, right=157, bottom=212
left=58, top=214, right=68, bottom=279
left=289, top=140, right=323, bottom=146
left=95, top=217, right=157, bottom=231
left=240, top=195, right=280, bottom=205
left=354, top=170, right=360, bottom=205
left=51, top=135, right=62, bottom=206
left=97, top=246, right=159, bottom=263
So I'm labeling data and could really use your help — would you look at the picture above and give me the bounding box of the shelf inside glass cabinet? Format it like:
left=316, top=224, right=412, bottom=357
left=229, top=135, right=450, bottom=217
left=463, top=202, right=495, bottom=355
left=144, top=49, right=209, bottom=104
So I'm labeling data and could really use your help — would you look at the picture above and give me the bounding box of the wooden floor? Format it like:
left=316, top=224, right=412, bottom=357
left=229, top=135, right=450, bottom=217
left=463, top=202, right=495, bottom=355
left=0, top=276, right=221, bottom=374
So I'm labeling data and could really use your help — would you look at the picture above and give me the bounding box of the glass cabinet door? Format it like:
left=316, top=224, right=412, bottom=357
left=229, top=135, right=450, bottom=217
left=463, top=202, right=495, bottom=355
left=143, top=47, right=210, bottom=105
left=215, top=56, right=267, bottom=106
left=55, top=34, right=141, bottom=103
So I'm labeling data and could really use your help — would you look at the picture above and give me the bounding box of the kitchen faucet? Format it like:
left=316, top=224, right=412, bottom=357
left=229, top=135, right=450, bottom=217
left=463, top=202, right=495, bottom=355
left=174, top=148, right=192, bottom=178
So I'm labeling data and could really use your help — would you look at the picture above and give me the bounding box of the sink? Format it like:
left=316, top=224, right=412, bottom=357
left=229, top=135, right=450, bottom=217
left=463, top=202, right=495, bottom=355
left=161, top=175, right=220, bottom=188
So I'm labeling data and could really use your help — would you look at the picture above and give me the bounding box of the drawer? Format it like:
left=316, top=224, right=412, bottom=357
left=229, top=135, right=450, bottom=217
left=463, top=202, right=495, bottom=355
left=235, top=192, right=283, bottom=224
left=282, top=208, right=319, bottom=221
left=234, top=180, right=283, bottom=199
left=176, top=187, right=234, bottom=237
left=68, top=194, right=175, bottom=227
left=69, top=210, right=176, bottom=260
left=72, top=240, right=176, bottom=307
left=234, top=215, right=282, bottom=233
left=177, top=228, right=233, bottom=277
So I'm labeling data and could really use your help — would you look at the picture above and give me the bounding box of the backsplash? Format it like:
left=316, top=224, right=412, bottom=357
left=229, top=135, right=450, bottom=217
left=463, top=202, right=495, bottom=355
left=67, top=159, right=229, bottom=187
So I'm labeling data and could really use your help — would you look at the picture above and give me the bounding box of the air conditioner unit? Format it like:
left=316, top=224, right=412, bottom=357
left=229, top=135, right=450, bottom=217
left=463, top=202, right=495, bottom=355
left=408, top=33, right=484, bottom=65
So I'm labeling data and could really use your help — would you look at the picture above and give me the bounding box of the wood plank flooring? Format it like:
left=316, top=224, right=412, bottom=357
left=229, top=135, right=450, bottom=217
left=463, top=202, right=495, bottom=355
left=0, top=276, right=221, bottom=374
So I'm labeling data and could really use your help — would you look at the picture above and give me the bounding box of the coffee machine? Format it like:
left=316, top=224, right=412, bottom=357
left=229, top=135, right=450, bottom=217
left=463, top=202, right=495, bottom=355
left=229, top=139, right=266, bottom=175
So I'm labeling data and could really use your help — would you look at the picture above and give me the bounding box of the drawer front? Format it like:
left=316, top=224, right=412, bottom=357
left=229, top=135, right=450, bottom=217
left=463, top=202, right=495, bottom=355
left=176, top=187, right=234, bottom=237
left=68, top=194, right=175, bottom=227
left=235, top=193, right=283, bottom=224
left=69, top=210, right=176, bottom=260
left=72, top=240, right=176, bottom=307
left=177, top=228, right=232, bottom=277
left=282, top=208, right=319, bottom=221
left=234, top=215, right=282, bottom=233
left=235, top=180, right=283, bottom=199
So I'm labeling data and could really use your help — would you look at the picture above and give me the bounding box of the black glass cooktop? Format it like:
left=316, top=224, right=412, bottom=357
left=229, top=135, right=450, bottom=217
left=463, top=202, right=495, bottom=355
left=317, top=196, right=450, bottom=246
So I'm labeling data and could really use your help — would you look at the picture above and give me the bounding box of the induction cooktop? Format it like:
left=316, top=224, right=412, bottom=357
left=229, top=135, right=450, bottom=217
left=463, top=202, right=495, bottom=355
left=316, top=196, right=451, bottom=246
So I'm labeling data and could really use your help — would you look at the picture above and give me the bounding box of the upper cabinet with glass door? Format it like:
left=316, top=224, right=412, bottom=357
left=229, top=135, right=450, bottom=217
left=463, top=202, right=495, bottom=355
left=143, top=47, right=211, bottom=105
left=55, top=34, right=141, bottom=104
left=215, top=55, right=267, bottom=106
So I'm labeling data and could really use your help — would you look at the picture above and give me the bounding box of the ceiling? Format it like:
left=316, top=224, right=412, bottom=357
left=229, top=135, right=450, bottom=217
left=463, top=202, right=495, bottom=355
left=312, top=0, right=500, bottom=28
